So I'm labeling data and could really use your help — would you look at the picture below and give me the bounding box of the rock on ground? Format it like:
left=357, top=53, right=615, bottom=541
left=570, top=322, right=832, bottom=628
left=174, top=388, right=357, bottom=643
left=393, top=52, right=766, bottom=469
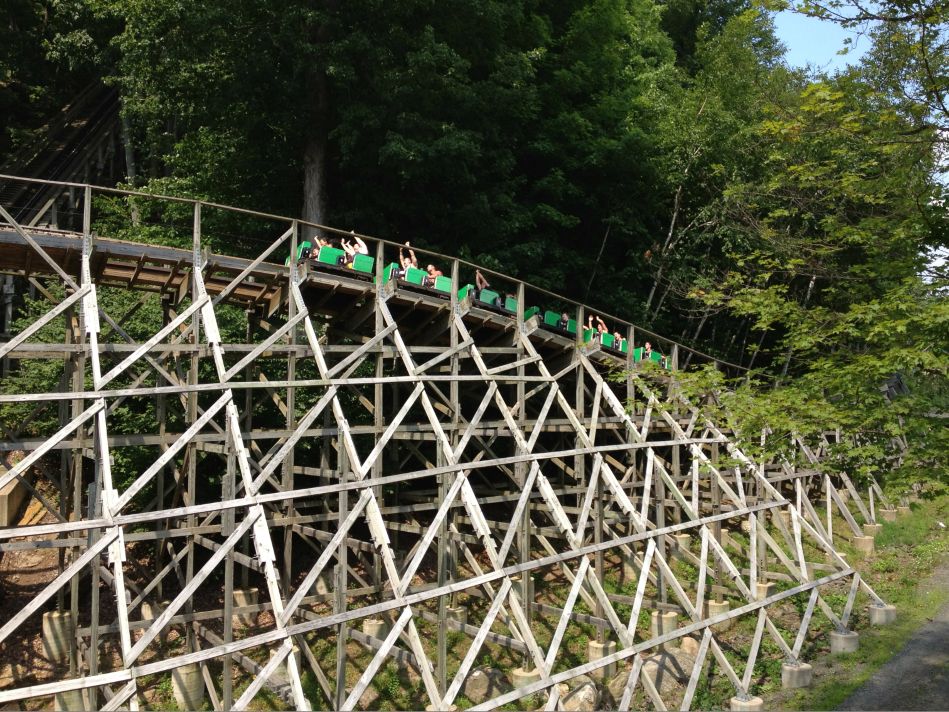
left=561, top=681, right=600, bottom=712
left=642, top=648, right=696, bottom=697
left=462, top=666, right=509, bottom=704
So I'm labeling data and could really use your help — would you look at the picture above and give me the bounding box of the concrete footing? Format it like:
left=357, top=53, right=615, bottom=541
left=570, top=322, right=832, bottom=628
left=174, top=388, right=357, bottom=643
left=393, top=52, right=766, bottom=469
left=233, top=587, right=259, bottom=628
left=267, top=647, right=292, bottom=686
left=863, top=523, right=883, bottom=537
left=314, top=574, right=331, bottom=595
left=853, top=535, right=875, bottom=556
left=588, top=640, right=617, bottom=679
left=512, top=667, right=541, bottom=688
left=730, top=695, right=764, bottom=711
left=837, top=489, right=851, bottom=503
left=650, top=611, right=679, bottom=650
left=869, top=604, right=897, bottom=626
left=755, top=581, right=775, bottom=600
left=53, top=690, right=84, bottom=711
left=447, top=605, right=468, bottom=626
left=361, top=618, right=390, bottom=639
left=42, top=611, right=74, bottom=664
left=707, top=600, right=734, bottom=631
left=781, top=662, right=813, bottom=689
left=830, top=630, right=859, bottom=654
left=513, top=575, right=535, bottom=602
left=0, top=467, right=31, bottom=527
left=142, top=600, right=170, bottom=644
left=171, top=663, right=206, bottom=710
left=880, top=509, right=897, bottom=522
left=673, top=533, right=690, bottom=553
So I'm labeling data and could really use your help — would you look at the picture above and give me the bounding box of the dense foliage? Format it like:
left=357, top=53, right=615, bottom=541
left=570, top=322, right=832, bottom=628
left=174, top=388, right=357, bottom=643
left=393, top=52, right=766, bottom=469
left=2, top=0, right=946, bottom=489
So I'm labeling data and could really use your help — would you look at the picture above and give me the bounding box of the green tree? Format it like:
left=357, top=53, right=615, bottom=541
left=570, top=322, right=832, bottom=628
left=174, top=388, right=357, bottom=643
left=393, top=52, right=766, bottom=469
left=0, top=0, right=112, bottom=161
left=690, top=69, right=949, bottom=486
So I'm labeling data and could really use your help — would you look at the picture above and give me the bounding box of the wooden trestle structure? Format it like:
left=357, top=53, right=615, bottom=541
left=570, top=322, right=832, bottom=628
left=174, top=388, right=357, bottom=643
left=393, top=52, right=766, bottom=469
left=0, top=176, right=896, bottom=711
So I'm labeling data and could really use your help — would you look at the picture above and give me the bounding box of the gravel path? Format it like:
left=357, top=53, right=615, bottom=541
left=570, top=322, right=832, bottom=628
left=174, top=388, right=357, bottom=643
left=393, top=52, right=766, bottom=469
left=838, top=560, right=949, bottom=711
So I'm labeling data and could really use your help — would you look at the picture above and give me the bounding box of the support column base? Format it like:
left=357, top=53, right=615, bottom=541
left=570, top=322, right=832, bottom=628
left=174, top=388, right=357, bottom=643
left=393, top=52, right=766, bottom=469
left=869, top=604, right=897, bottom=626
left=730, top=695, right=764, bottom=711
left=511, top=667, right=541, bottom=688
left=447, top=605, right=468, bottom=626
left=708, top=600, right=734, bottom=631
left=650, top=611, right=679, bottom=651
left=880, top=509, right=897, bottom=522
left=830, top=630, right=859, bottom=654
left=853, top=536, right=875, bottom=556
left=863, top=523, right=882, bottom=537
left=588, top=640, right=617, bottom=679
left=171, top=664, right=206, bottom=711
left=361, top=618, right=389, bottom=639
left=42, top=611, right=74, bottom=664
left=781, top=662, right=813, bottom=689
left=54, top=690, right=84, bottom=711
left=755, top=582, right=775, bottom=600
left=233, top=587, right=259, bottom=628
left=142, top=601, right=170, bottom=645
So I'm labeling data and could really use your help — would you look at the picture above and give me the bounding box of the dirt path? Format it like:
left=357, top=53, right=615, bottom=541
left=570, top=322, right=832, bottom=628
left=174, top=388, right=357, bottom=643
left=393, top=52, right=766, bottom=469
left=837, top=560, right=949, bottom=711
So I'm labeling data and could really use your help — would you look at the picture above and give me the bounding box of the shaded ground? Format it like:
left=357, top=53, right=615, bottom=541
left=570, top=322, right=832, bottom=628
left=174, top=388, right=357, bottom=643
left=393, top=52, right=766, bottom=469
left=0, top=494, right=62, bottom=691
left=837, top=559, right=949, bottom=711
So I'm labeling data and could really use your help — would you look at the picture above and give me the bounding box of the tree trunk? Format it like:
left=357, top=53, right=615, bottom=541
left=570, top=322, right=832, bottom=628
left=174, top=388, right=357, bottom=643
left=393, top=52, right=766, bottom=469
left=780, top=274, right=817, bottom=378
left=120, top=110, right=137, bottom=186
left=683, top=306, right=712, bottom=368
left=302, top=6, right=337, bottom=239
left=302, top=62, right=329, bottom=238
left=302, top=128, right=328, bottom=238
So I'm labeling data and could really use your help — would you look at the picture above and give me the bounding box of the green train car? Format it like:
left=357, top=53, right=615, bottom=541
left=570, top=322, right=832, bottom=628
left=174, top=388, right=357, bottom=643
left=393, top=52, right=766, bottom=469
left=292, top=243, right=671, bottom=369
left=286, top=241, right=375, bottom=277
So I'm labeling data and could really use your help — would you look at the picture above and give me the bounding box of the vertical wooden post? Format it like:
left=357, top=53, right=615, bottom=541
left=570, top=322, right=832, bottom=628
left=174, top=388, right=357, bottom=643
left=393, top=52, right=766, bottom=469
left=68, top=300, right=85, bottom=680
left=373, top=242, right=387, bottom=589
left=79, top=193, right=102, bottom=704
left=156, top=297, right=170, bottom=599
left=222, top=419, right=236, bottom=711
left=241, top=311, right=256, bottom=590
left=185, top=202, right=202, bottom=654
left=710, top=441, right=722, bottom=603
left=575, top=305, right=585, bottom=513
left=283, top=221, right=299, bottom=589
left=515, top=281, right=531, bottom=662
left=334, top=447, right=350, bottom=710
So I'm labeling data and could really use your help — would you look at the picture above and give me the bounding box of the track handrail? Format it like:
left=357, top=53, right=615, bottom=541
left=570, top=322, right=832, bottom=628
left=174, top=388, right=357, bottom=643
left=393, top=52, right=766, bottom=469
left=0, top=173, right=748, bottom=373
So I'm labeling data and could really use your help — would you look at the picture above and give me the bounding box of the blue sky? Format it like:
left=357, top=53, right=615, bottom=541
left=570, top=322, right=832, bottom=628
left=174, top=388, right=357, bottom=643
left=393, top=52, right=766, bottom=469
left=773, top=10, right=869, bottom=71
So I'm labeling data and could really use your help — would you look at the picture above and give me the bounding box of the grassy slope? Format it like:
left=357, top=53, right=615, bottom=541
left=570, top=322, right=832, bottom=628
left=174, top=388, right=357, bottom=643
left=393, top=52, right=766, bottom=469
left=768, top=492, right=949, bottom=711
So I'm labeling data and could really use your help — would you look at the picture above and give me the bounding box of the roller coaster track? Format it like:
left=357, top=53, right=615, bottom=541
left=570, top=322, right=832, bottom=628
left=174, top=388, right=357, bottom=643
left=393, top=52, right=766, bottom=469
left=0, top=176, right=898, bottom=711
left=0, top=85, right=122, bottom=227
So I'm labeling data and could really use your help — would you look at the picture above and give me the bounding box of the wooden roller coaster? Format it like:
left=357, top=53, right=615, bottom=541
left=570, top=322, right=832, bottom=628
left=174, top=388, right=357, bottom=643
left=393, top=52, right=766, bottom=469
left=0, top=176, right=898, bottom=711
